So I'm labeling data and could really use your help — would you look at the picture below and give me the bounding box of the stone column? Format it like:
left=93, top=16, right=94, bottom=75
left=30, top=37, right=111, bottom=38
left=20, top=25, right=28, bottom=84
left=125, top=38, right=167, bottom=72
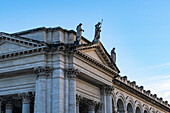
left=5, top=99, right=13, bottom=113
left=76, top=94, right=81, bottom=113
left=34, top=66, right=51, bottom=113
left=105, top=85, right=114, bottom=113
left=86, top=100, right=96, bottom=113
left=100, top=87, right=106, bottom=113
left=19, top=92, right=32, bottom=113
left=66, top=68, right=79, bottom=113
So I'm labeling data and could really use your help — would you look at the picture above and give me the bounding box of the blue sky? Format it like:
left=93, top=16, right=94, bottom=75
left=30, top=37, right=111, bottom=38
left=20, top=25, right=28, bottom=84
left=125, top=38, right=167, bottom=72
left=1, top=0, right=170, bottom=102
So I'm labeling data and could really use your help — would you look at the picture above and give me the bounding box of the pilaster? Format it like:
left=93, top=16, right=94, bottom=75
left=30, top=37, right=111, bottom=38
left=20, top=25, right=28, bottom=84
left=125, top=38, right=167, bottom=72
left=34, top=66, right=52, bottom=113
left=65, top=67, right=79, bottom=113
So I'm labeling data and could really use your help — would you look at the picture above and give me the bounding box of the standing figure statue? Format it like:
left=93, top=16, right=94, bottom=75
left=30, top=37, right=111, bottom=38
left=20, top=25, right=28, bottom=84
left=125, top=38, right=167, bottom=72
left=76, top=23, right=84, bottom=44
left=94, top=22, right=102, bottom=42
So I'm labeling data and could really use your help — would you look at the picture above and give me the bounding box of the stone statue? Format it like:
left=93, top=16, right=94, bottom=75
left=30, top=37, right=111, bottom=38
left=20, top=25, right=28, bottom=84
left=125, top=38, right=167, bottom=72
left=94, top=22, right=102, bottom=42
left=76, top=23, right=84, bottom=43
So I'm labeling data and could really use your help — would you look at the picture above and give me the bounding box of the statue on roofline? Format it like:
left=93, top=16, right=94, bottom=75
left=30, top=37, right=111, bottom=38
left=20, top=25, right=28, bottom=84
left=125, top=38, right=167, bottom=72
left=75, top=23, right=84, bottom=45
left=93, top=20, right=103, bottom=43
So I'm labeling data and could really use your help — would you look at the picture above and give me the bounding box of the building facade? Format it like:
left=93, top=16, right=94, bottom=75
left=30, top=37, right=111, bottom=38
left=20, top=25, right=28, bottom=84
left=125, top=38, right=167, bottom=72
left=0, top=25, right=170, bottom=113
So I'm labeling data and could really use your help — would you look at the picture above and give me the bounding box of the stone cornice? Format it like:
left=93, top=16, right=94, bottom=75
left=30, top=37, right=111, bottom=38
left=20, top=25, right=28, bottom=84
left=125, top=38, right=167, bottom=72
left=0, top=32, right=46, bottom=46
left=113, top=77, right=170, bottom=112
left=0, top=46, right=47, bottom=60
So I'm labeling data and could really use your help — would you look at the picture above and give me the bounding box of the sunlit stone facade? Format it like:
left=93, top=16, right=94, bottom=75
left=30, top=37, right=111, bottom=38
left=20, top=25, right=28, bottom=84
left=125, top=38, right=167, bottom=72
left=0, top=26, right=170, bottom=113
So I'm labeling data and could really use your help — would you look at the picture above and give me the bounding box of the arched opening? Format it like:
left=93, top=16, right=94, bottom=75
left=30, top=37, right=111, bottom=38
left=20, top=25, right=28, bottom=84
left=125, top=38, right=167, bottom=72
left=127, top=103, right=133, bottom=113
left=144, top=110, right=148, bottom=113
left=117, top=99, right=125, bottom=113
left=136, top=107, right=141, bottom=113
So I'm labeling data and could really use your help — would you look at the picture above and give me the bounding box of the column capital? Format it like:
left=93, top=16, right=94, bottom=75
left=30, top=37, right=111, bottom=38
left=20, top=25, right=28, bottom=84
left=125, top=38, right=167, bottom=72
left=18, top=92, right=33, bottom=104
left=96, top=102, right=102, bottom=112
left=64, top=67, right=80, bottom=79
left=0, top=96, right=5, bottom=105
left=76, top=94, right=82, bottom=106
left=86, top=100, right=97, bottom=111
left=34, top=66, right=52, bottom=79
left=105, top=85, right=114, bottom=95
left=5, top=98, right=13, bottom=109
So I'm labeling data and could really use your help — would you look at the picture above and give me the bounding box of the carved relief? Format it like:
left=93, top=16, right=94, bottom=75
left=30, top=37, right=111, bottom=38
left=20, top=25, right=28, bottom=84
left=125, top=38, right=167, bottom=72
left=34, top=66, right=52, bottom=78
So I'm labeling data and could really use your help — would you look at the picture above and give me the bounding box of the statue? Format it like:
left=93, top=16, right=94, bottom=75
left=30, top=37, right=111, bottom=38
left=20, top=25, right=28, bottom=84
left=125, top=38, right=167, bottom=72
left=93, top=21, right=102, bottom=42
left=75, top=23, right=84, bottom=45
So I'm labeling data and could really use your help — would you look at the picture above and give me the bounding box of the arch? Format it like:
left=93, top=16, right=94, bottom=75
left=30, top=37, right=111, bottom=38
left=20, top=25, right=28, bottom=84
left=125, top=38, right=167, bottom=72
left=127, top=103, right=133, bottom=113
left=116, top=92, right=126, bottom=108
left=126, top=97, right=135, bottom=109
left=135, top=100, right=143, bottom=113
left=136, top=107, right=142, bottom=113
left=126, top=97, right=135, bottom=113
left=144, top=110, right=148, bottom=113
left=117, top=99, right=125, bottom=113
left=150, top=107, right=156, bottom=113
left=143, top=104, right=149, bottom=113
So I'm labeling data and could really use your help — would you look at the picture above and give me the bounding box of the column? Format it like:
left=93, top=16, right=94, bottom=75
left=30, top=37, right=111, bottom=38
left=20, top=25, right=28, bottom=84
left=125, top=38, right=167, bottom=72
left=76, top=94, right=82, bottom=113
left=67, top=68, right=79, bottom=113
left=34, top=66, right=51, bottom=113
left=86, top=100, right=96, bottom=113
left=19, top=92, right=32, bottom=113
left=105, top=85, right=114, bottom=113
left=5, top=99, right=13, bottom=113
left=100, top=87, right=106, bottom=113
left=96, top=102, right=102, bottom=113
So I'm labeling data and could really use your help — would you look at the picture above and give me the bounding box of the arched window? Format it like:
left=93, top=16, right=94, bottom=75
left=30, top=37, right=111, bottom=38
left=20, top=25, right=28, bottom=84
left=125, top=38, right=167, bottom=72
left=117, top=99, right=125, bottom=113
left=136, top=107, right=141, bottom=113
left=127, top=103, right=133, bottom=113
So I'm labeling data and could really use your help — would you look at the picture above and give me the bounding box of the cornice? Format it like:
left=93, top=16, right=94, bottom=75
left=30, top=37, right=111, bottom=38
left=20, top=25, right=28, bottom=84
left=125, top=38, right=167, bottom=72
left=0, top=33, right=46, bottom=47
left=0, top=46, right=47, bottom=60
left=113, top=76, right=170, bottom=112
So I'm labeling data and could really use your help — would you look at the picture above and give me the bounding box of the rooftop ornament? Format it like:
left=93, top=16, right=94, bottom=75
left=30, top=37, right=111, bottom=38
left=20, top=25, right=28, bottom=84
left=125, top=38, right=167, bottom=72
left=75, top=23, right=84, bottom=46
left=93, top=20, right=103, bottom=43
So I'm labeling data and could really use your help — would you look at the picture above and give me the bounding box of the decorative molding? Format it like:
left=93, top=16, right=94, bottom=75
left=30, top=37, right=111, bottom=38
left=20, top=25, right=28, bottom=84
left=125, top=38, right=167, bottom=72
left=18, top=92, right=33, bottom=104
left=96, top=102, right=102, bottom=111
left=105, top=85, right=114, bottom=95
left=34, top=66, right=52, bottom=79
left=64, top=67, right=80, bottom=79
left=76, top=94, right=82, bottom=106
left=5, top=97, right=13, bottom=109
left=85, top=100, right=97, bottom=111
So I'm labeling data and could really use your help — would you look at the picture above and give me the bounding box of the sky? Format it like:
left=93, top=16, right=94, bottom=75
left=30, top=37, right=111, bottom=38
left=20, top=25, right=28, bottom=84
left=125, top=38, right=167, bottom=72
left=1, top=0, right=170, bottom=102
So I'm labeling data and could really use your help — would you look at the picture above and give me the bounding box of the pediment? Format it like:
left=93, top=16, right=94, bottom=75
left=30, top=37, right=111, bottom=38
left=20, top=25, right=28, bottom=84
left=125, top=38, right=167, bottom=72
left=77, top=42, right=120, bottom=73
left=81, top=48, right=106, bottom=65
left=0, top=39, right=31, bottom=54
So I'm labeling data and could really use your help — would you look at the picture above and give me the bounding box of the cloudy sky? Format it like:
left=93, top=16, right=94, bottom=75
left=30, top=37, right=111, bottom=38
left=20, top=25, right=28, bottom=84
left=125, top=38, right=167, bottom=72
left=1, top=0, right=170, bottom=102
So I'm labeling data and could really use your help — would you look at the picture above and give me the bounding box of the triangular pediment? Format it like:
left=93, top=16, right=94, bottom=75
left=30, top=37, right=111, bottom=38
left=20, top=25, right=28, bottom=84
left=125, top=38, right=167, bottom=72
left=81, top=48, right=106, bottom=64
left=77, top=42, right=120, bottom=73
left=0, top=39, right=31, bottom=54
